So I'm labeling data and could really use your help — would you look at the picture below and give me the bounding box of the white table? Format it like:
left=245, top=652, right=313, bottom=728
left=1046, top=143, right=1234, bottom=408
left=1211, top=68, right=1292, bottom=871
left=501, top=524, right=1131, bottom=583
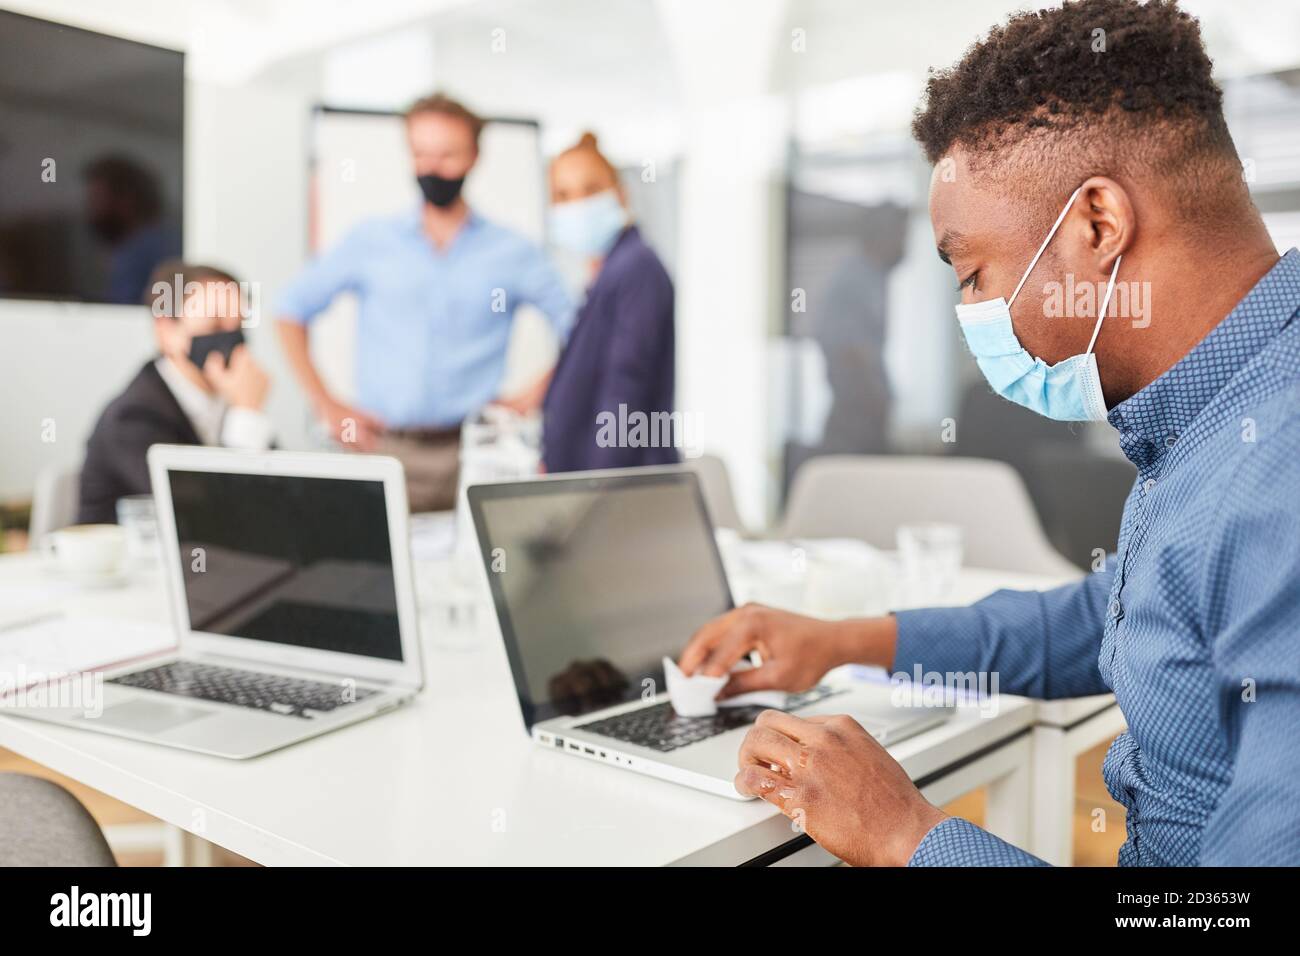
left=0, top=551, right=1050, bottom=866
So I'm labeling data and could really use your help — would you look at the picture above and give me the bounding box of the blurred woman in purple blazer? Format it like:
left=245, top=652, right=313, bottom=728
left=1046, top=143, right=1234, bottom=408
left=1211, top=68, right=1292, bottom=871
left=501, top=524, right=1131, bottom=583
left=541, top=132, right=677, bottom=473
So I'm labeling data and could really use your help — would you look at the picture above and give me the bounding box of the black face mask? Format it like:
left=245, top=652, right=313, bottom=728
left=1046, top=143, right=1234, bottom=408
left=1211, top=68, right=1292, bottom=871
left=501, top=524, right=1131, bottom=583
left=417, top=173, right=465, bottom=208
left=188, top=329, right=244, bottom=370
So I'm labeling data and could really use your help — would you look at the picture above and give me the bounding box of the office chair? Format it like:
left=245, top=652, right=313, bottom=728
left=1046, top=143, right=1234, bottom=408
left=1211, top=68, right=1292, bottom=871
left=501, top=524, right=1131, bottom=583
left=29, top=463, right=82, bottom=541
left=779, top=454, right=1080, bottom=577
left=684, top=454, right=747, bottom=534
left=0, top=773, right=116, bottom=866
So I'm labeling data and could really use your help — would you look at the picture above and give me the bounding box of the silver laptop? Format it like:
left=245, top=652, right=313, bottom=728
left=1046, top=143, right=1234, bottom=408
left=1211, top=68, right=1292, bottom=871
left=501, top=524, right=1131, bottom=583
left=468, top=468, right=952, bottom=799
left=15, top=446, right=424, bottom=758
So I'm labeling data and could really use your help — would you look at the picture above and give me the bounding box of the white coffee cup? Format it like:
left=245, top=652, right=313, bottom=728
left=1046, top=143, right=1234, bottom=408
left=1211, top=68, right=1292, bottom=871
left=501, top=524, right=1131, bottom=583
left=43, top=524, right=127, bottom=577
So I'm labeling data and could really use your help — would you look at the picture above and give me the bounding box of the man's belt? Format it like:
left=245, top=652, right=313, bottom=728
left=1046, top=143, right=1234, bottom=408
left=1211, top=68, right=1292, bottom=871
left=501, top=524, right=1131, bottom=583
left=384, top=424, right=463, bottom=442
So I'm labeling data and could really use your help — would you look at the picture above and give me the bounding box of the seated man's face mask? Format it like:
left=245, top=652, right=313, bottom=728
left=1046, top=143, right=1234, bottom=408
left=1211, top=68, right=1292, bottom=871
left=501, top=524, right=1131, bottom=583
left=955, top=186, right=1123, bottom=421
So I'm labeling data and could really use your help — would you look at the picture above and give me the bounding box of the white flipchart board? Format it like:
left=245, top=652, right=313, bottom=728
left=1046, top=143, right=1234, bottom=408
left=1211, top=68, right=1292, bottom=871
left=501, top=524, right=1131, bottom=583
left=308, top=110, right=556, bottom=406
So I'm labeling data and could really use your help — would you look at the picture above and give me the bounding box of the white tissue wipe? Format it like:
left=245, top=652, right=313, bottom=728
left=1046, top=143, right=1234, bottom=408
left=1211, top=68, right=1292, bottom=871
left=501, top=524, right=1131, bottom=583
left=662, top=656, right=786, bottom=718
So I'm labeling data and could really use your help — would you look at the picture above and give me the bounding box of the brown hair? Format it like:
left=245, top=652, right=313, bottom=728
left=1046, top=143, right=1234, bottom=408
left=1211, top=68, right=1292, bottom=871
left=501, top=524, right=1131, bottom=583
left=146, top=259, right=240, bottom=318
left=404, top=92, right=484, bottom=145
left=553, top=131, right=619, bottom=186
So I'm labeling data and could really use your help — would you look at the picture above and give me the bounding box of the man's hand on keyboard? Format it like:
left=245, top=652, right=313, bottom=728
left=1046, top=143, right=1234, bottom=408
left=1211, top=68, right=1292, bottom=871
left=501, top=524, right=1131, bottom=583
left=734, top=709, right=946, bottom=866
left=677, top=604, right=896, bottom=700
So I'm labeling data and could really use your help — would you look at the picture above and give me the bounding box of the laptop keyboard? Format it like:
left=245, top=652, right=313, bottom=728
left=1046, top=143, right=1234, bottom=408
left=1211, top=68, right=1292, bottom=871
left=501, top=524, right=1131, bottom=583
left=575, top=686, right=840, bottom=753
left=109, top=660, right=378, bottom=719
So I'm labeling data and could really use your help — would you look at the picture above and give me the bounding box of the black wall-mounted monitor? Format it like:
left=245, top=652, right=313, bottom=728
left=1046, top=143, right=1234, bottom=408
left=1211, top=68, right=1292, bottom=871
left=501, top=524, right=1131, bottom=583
left=0, top=10, right=184, bottom=306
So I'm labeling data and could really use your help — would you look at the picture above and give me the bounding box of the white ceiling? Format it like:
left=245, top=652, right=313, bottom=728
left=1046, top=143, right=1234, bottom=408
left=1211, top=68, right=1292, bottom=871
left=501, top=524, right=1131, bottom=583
left=9, top=0, right=1300, bottom=119
left=14, top=0, right=1300, bottom=80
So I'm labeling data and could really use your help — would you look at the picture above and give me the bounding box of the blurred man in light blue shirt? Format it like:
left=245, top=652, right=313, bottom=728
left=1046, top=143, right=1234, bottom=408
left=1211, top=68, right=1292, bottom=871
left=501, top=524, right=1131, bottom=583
left=277, top=93, right=573, bottom=510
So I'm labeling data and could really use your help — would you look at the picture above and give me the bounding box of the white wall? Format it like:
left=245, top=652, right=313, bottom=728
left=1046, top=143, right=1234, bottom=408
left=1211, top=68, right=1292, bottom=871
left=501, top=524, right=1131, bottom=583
left=0, top=302, right=156, bottom=499
left=185, top=81, right=314, bottom=450
left=657, top=0, right=790, bottom=526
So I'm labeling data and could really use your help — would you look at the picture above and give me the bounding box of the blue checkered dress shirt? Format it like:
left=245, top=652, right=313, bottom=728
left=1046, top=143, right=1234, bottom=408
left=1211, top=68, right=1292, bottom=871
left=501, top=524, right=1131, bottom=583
left=897, top=248, right=1300, bottom=866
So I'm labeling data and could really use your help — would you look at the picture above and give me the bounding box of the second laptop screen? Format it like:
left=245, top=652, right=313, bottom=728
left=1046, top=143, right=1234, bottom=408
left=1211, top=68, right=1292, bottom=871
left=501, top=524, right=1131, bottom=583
left=478, top=477, right=732, bottom=725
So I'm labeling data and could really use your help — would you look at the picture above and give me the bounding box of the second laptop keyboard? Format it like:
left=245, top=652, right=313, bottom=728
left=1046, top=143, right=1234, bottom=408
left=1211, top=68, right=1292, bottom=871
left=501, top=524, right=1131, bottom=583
left=109, top=660, right=378, bottom=719
left=576, top=686, right=840, bottom=753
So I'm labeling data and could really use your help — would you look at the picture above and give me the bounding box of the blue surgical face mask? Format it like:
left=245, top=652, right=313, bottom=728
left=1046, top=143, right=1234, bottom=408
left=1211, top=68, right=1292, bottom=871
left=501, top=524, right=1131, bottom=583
left=955, top=186, right=1123, bottom=422
left=548, top=189, right=627, bottom=257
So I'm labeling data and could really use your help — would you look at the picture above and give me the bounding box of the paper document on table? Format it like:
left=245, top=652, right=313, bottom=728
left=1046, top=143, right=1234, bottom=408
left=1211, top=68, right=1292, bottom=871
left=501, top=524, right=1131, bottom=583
left=662, top=656, right=786, bottom=717
left=0, top=616, right=174, bottom=693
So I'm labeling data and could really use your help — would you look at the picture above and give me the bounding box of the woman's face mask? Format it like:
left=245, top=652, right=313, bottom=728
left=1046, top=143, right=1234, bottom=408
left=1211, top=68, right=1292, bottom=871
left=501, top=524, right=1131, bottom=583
left=955, top=185, right=1122, bottom=422
left=548, top=189, right=627, bottom=258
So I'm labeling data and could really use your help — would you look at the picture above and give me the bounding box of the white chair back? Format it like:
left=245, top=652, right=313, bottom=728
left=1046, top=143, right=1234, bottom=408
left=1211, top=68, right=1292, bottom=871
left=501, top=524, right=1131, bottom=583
left=684, top=454, right=746, bottom=533
left=30, top=463, right=81, bottom=541
left=780, top=455, right=1079, bottom=576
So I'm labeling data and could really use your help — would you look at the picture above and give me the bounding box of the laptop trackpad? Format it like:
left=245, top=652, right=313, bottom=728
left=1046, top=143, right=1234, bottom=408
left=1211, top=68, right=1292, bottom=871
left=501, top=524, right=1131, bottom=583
left=92, top=699, right=215, bottom=733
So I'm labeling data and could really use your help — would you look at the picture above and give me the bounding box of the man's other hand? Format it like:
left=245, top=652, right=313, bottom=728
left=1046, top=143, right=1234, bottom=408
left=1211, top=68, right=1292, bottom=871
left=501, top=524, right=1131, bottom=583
left=204, top=345, right=269, bottom=411
left=315, top=395, right=385, bottom=451
left=735, top=710, right=946, bottom=866
left=494, top=369, right=553, bottom=415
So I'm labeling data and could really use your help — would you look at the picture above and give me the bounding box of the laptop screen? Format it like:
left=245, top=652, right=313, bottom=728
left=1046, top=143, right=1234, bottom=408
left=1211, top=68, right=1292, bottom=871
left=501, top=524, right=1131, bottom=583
left=166, top=470, right=403, bottom=662
left=470, top=472, right=732, bottom=727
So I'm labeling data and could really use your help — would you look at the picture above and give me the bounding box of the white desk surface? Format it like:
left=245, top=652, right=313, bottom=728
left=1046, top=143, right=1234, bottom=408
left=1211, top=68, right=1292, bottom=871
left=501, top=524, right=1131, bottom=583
left=0, top=552, right=1063, bottom=866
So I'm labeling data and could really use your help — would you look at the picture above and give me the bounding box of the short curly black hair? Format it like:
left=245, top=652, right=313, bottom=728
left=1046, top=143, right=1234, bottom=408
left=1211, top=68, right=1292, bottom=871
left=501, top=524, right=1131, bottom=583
left=912, top=0, right=1243, bottom=221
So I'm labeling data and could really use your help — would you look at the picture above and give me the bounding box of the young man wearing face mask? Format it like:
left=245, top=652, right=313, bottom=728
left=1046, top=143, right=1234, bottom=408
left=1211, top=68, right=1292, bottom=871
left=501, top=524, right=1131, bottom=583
left=77, top=261, right=273, bottom=524
left=275, top=94, right=574, bottom=511
left=677, top=0, right=1299, bottom=866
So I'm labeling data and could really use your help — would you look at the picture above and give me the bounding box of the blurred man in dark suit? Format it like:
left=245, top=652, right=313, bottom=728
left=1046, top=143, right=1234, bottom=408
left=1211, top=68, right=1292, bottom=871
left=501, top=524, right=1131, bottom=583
left=78, top=261, right=272, bottom=524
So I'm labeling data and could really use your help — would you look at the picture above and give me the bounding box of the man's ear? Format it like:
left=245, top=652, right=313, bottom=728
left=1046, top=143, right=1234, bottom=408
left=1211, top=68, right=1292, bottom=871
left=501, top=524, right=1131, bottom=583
left=1077, top=176, right=1134, bottom=274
